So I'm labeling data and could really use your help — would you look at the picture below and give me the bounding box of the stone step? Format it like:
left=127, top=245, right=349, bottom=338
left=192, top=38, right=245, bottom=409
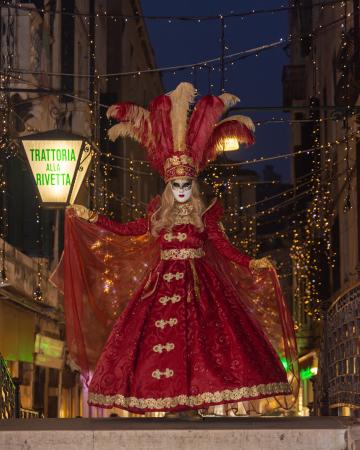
left=0, top=417, right=359, bottom=450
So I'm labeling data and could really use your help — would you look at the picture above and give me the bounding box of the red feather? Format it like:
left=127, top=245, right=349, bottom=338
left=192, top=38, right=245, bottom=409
left=107, top=102, right=154, bottom=152
left=107, top=102, right=135, bottom=121
left=186, top=96, right=225, bottom=167
left=149, top=95, right=174, bottom=175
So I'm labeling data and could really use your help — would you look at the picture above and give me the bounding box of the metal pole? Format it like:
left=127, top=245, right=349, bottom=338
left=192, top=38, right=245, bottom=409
left=220, top=16, right=225, bottom=93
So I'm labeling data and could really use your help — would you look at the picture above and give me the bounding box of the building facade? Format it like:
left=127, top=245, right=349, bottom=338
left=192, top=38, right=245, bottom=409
left=284, top=0, right=360, bottom=416
left=0, top=0, right=162, bottom=418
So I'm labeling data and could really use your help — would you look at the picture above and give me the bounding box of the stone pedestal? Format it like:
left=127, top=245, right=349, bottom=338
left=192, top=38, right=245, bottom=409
left=0, top=416, right=358, bottom=450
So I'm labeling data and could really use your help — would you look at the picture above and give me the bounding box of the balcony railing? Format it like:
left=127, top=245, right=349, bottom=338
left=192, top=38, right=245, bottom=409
left=20, top=408, right=40, bottom=419
left=0, top=353, right=15, bottom=419
left=327, top=282, right=360, bottom=409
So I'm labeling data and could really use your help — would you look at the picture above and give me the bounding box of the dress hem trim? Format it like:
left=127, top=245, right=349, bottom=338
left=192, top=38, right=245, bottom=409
left=88, top=382, right=291, bottom=412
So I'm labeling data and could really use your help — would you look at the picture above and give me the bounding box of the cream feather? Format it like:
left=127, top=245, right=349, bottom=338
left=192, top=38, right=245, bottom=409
left=169, top=82, right=196, bottom=151
left=108, top=123, right=134, bottom=142
left=107, top=121, right=154, bottom=148
left=216, top=114, right=255, bottom=132
left=107, top=104, right=150, bottom=125
left=106, top=104, right=119, bottom=120
left=218, top=93, right=240, bottom=113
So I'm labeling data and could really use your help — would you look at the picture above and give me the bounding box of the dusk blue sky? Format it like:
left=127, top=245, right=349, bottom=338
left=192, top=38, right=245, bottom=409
left=141, top=0, right=292, bottom=182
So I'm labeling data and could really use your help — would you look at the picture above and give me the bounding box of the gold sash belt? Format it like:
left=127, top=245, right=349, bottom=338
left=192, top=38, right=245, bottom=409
left=160, top=248, right=205, bottom=260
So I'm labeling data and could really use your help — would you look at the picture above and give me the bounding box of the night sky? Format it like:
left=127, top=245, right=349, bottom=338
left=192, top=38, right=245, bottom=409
left=141, top=0, right=291, bottom=182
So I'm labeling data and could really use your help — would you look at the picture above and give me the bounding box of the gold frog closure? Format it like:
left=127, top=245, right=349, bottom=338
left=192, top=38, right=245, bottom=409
left=155, top=318, right=178, bottom=329
left=159, top=294, right=181, bottom=305
left=152, top=368, right=174, bottom=380
left=163, top=272, right=184, bottom=282
left=164, top=232, right=187, bottom=242
left=153, top=343, right=175, bottom=354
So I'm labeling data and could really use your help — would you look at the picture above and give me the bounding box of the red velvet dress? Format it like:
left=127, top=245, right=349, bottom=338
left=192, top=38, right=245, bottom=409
left=86, top=200, right=293, bottom=413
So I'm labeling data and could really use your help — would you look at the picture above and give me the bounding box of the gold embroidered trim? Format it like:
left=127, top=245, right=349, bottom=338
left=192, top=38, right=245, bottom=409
left=189, top=259, right=200, bottom=302
left=155, top=318, right=178, bottom=329
left=163, top=272, right=184, bottom=282
left=152, top=368, right=174, bottom=380
left=164, top=154, right=195, bottom=171
left=174, top=216, right=195, bottom=225
left=164, top=232, right=187, bottom=242
left=88, top=382, right=292, bottom=410
left=141, top=272, right=160, bottom=301
left=159, top=294, right=181, bottom=305
left=249, top=257, right=274, bottom=270
left=174, top=202, right=194, bottom=216
left=153, top=343, right=175, bottom=353
left=161, top=248, right=204, bottom=260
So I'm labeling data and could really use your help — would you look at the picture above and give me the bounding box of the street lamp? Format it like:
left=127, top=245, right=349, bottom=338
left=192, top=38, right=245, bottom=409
left=20, top=129, right=93, bottom=208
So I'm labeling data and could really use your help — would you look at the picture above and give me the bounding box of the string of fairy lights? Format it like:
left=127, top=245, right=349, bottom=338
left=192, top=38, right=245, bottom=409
left=288, top=3, right=358, bottom=325
left=0, top=4, right=12, bottom=286
left=0, top=0, right=358, bottom=332
left=3, top=1, right=348, bottom=20
left=0, top=1, right=354, bottom=83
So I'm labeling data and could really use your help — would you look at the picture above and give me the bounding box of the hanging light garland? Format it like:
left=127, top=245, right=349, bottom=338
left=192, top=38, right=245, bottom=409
left=3, top=1, right=349, bottom=22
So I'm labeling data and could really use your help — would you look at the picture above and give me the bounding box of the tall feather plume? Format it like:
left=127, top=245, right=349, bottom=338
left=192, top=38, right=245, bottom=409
left=168, top=82, right=196, bottom=151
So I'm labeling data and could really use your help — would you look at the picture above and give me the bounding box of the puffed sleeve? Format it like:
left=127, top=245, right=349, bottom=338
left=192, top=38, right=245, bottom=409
left=204, top=198, right=251, bottom=268
left=96, top=196, right=160, bottom=236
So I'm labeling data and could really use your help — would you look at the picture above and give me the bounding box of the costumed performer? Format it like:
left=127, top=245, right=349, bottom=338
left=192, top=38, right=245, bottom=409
left=52, top=82, right=299, bottom=415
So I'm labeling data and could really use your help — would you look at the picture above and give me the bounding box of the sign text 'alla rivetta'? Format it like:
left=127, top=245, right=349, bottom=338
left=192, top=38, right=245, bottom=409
left=30, top=148, right=76, bottom=186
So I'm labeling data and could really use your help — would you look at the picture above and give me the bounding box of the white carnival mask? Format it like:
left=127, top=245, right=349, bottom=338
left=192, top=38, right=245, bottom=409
left=170, top=178, right=193, bottom=203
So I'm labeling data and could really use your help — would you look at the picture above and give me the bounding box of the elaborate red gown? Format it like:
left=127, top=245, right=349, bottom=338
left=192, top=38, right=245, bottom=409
left=54, top=198, right=298, bottom=414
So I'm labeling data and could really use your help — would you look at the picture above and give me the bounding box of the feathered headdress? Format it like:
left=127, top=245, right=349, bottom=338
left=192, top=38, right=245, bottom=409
left=107, top=82, right=255, bottom=182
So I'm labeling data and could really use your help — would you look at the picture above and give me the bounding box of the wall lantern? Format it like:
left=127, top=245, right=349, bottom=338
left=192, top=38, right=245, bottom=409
left=20, top=130, right=93, bottom=208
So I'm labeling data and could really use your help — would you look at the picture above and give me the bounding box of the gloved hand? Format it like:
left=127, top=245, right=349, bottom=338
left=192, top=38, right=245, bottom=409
left=249, top=256, right=274, bottom=271
left=68, top=204, right=98, bottom=223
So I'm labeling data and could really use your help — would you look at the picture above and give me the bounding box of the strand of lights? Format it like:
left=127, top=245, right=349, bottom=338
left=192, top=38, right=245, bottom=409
left=3, top=6, right=352, bottom=82
left=0, top=159, right=8, bottom=286
left=2, top=1, right=348, bottom=21
left=291, top=100, right=332, bottom=322
left=0, top=5, right=14, bottom=286
left=210, top=132, right=359, bottom=167
left=8, top=8, right=351, bottom=82
left=211, top=161, right=348, bottom=252
left=340, top=4, right=353, bottom=213
left=0, top=75, right=8, bottom=283
left=291, top=2, right=358, bottom=324
left=9, top=40, right=284, bottom=79
left=5, top=8, right=353, bottom=81
left=97, top=166, right=343, bottom=222
left=8, top=72, right=360, bottom=117
left=223, top=162, right=344, bottom=256
left=33, top=196, right=43, bottom=302
left=128, top=158, right=141, bottom=220
left=97, top=150, right=112, bottom=217
left=98, top=131, right=359, bottom=173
